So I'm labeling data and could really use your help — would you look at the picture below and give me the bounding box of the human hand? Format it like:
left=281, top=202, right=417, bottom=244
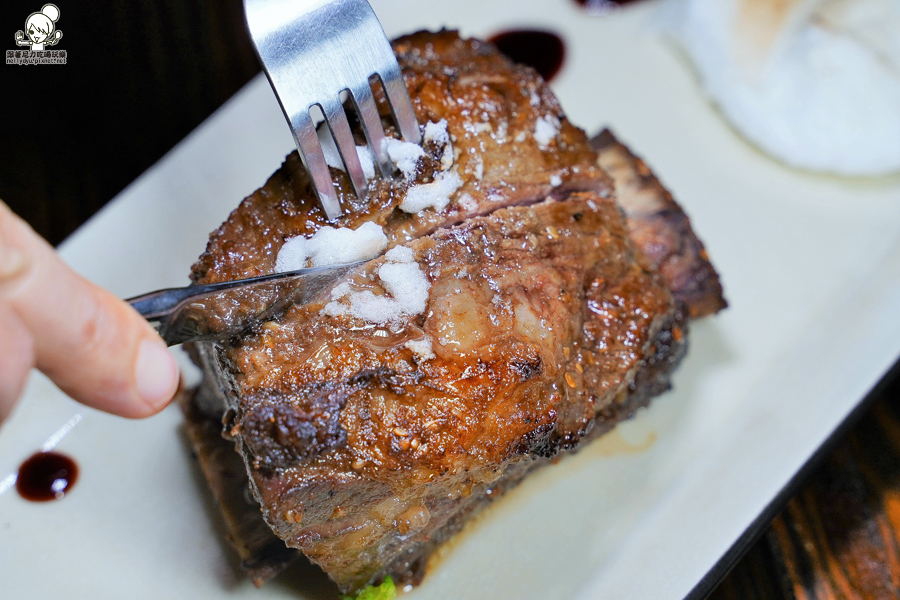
left=0, top=201, right=180, bottom=423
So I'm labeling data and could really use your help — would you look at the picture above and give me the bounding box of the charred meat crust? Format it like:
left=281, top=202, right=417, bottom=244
left=181, top=304, right=687, bottom=590
left=181, top=30, right=723, bottom=595
left=230, top=194, right=672, bottom=468
left=240, top=388, right=349, bottom=471
left=179, top=387, right=298, bottom=586
left=210, top=193, right=680, bottom=591
left=591, top=129, right=727, bottom=318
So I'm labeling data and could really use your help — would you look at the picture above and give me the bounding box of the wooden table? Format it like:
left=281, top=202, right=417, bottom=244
left=2, top=1, right=897, bottom=597
left=710, top=374, right=900, bottom=600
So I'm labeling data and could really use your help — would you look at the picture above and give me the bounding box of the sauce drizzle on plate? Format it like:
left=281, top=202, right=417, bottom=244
left=573, top=0, right=644, bottom=16
left=488, top=30, right=566, bottom=83
left=16, top=451, right=78, bottom=502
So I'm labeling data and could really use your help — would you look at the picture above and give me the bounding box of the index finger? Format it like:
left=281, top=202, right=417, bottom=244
left=0, top=201, right=179, bottom=419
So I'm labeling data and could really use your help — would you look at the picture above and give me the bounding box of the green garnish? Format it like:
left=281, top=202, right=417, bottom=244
left=342, top=576, right=397, bottom=600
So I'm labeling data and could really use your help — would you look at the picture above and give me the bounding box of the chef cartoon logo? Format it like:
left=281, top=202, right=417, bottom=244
left=6, top=4, right=66, bottom=65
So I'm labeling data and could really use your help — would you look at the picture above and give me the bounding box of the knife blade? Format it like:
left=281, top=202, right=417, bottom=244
left=126, top=262, right=363, bottom=346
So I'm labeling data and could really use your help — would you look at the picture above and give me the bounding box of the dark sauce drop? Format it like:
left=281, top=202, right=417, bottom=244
left=16, top=451, right=78, bottom=502
left=573, top=0, right=644, bottom=15
left=488, top=30, right=566, bottom=83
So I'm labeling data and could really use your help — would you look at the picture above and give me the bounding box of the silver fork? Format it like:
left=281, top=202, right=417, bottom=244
left=244, top=0, right=421, bottom=220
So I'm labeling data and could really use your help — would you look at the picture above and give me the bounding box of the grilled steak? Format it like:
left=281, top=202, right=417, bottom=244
left=591, top=130, right=726, bottom=318
left=189, top=194, right=683, bottom=591
left=183, top=30, right=724, bottom=594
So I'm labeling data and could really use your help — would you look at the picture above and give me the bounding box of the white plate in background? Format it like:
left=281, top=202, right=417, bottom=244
left=3, top=1, right=900, bottom=598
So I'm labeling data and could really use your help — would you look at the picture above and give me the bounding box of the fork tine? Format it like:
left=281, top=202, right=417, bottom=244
left=323, top=98, right=368, bottom=200
left=378, top=66, right=422, bottom=145
left=244, top=0, right=421, bottom=217
left=351, top=82, right=392, bottom=178
left=293, top=111, right=343, bottom=220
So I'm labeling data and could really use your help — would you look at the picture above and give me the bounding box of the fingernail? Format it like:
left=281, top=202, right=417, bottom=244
left=135, top=340, right=178, bottom=410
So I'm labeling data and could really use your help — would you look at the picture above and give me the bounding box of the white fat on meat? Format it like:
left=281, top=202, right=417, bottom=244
left=323, top=245, right=431, bottom=325
left=275, top=222, right=388, bottom=273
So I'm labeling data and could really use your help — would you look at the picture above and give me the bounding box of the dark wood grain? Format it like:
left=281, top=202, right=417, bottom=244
left=710, top=378, right=900, bottom=600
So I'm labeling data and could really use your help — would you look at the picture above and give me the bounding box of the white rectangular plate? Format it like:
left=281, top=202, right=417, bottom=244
left=3, top=1, right=900, bottom=598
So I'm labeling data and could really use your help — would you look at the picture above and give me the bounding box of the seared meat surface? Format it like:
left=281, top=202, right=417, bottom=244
left=195, top=195, right=680, bottom=591
left=592, top=130, right=726, bottom=318
left=191, top=30, right=609, bottom=286
left=184, top=31, right=724, bottom=594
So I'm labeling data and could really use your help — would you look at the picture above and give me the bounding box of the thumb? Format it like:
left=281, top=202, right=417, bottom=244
left=0, top=201, right=179, bottom=419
